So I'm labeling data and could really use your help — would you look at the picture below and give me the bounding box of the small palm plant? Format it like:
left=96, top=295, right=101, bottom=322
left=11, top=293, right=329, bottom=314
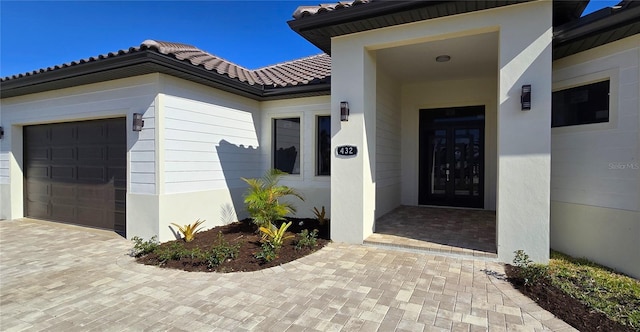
left=241, top=169, right=304, bottom=229
left=171, top=219, right=206, bottom=242
left=312, top=206, right=327, bottom=226
left=259, top=221, right=295, bottom=250
left=256, top=221, right=295, bottom=262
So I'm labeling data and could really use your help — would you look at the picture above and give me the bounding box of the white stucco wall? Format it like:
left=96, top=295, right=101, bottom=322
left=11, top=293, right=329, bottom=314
left=261, top=96, right=332, bottom=219
left=495, top=3, right=553, bottom=263
left=152, top=75, right=263, bottom=241
left=330, top=0, right=552, bottom=264
left=376, top=68, right=402, bottom=218
left=400, top=77, right=498, bottom=210
left=0, top=74, right=158, bottom=228
left=550, top=35, right=640, bottom=278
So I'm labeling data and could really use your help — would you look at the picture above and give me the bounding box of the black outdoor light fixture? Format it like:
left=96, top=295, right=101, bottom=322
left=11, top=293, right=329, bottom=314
left=0, top=126, right=4, bottom=139
left=340, top=101, right=349, bottom=121
left=521, top=84, right=532, bottom=110
left=435, top=55, right=451, bottom=62
left=132, top=113, right=144, bottom=131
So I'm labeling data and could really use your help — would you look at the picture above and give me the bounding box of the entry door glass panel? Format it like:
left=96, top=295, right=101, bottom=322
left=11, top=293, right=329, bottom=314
left=430, top=130, right=447, bottom=195
left=453, top=128, right=481, bottom=197
left=419, top=106, right=484, bottom=208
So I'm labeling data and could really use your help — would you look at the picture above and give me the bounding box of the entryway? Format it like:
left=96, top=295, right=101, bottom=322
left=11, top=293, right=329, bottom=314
left=419, top=106, right=485, bottom=208
left=366, top=206, right=497, bottom=258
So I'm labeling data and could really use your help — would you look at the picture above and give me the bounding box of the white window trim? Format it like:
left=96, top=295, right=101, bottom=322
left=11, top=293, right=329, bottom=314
left=552, top=68, right=619, bottom=133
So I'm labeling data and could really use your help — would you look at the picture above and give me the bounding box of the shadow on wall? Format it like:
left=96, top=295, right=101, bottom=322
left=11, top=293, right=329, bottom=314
left=216, top=139, right=263, bottom=223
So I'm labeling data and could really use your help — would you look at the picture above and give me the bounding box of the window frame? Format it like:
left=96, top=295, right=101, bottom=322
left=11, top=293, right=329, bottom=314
left=552, top=69, right=618, bottom=133
left=315, top=115, right=331, bottom=176
left=272, top=117, right=302, bottom=176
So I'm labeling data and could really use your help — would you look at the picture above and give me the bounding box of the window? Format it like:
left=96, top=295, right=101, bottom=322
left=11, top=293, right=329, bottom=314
left=273, top=118, right=300, bottom=174
left=317, top=116, right=331, bottom=175
left=552, top=80, right=609, bottom=128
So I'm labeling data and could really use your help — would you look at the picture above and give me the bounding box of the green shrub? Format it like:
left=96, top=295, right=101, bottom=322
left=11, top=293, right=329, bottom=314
left=130, top=236, right=159, bottom=257
left=255, top=242, right=278, bottom=263
left=295, top=229, right=318, bottom=250
left=206, top=232, right=240, bottom=268
left=156, top=242, right=189, bottom=263
left=241, top=169, right=304, bottom=229
left=512, top=250, right=548, bottom=286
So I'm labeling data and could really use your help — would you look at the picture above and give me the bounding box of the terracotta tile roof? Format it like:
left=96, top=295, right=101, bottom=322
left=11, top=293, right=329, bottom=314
left=255, top=53, right=331, bottom=86
left=292, top=0, right=372, bottom=20
left=1, top=46, right=144, bottom=81
left=1, top=40, right=331, bottom=89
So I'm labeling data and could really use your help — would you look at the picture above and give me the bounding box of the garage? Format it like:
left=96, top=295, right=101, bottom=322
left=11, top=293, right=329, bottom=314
left=24, top=118, right=127, bottom=235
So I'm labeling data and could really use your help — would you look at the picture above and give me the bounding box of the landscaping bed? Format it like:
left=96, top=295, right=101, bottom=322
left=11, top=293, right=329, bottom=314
left=505, top=251, right=639, bottom=332
left=134, top=217, right=329, bottom=273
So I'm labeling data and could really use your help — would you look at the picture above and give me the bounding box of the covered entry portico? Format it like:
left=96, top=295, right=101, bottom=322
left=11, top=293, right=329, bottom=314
left=366, top=206, right=497, bottom=258
left=325, top=1, right=552, bottom=264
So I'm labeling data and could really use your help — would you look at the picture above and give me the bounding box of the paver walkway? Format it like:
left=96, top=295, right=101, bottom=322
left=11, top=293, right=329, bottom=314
left=0, top=219, right=575, bottom=331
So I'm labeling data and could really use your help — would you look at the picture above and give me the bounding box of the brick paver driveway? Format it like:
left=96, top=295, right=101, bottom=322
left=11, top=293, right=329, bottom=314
left=0, top=219, right=575, bottom=331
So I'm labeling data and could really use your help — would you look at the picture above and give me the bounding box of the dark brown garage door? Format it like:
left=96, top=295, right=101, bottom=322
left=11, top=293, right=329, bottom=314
left=24, top=118, right=127, bottom=235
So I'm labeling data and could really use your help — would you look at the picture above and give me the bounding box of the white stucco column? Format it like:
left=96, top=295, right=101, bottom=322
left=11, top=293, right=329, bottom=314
left=330, top=41, right=377, bottom=244
left=496, top=2, right=552, bottom=263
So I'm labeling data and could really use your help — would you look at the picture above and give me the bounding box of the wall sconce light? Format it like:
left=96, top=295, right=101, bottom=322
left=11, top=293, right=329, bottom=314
left=0, top=126, right=4, bottom=139
left=132, top=113, right=144, bottom=131
left=521, top=85, right=531, bottom=111
left=435, top=55, right=451, bottom=63
left=340, top=101, right=349, bottom=121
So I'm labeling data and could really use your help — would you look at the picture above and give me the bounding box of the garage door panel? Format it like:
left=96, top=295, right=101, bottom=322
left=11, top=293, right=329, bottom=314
left=115, top=188, right=126, bottom=202
left=25, top=126, right=50, bottom=141
left=24, top=118, right=127, bottom=235
left=26, top=181, right=50, bottom=196
left=51, top=204, right=76, bottom=220
left=107, top=122, right=127, bottom=143
left=78, top=124, right=105, bottom=143
left=50, top=183, right=76, bottom=200
left=77, top=208, right=112, bottom=229
left=77, top=184, right=111, bottom=202
left=26, top=166, right=50, bottom=179
left=77, top=166, right=106, bottom=182
left=114, top=212, right=126, bottom=234
left=51, top=147, right=75, bottom=161
left=26, top=201, right=49, bottom=217
left=107, top=146, right=127, bottom=162
left=78, top=147, right=105, bottom=161
left=26, top=147, right=50, bottom=161
left=51, top=165, right=75, bottom=181
left=51, top=125, right=75, bottom=144
left=108, top=167, right=126, bottom=186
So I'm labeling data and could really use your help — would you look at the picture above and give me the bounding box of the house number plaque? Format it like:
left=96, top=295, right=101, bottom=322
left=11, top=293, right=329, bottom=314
left=337, top=145, right=358, bottom=156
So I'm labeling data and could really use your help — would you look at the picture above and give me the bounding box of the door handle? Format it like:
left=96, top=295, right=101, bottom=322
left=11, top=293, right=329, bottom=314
left=445, top=163, right=450, bottom=182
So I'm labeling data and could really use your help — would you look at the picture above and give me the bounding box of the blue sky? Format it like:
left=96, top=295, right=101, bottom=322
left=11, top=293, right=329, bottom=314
left=0, top=0, right=621, bottom=77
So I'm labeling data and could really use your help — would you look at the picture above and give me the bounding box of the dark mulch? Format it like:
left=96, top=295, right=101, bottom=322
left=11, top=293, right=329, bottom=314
left=136, top=218, right=329, bottom=273
left=504, top=264, right=633, bottom=332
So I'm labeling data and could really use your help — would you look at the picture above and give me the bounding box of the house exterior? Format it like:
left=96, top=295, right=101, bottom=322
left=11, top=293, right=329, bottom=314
left=1, top=0, right=638, bottom=278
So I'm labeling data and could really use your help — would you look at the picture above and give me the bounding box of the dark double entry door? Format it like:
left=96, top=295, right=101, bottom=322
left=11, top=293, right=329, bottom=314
left=419, top=106, right=485, bottom=208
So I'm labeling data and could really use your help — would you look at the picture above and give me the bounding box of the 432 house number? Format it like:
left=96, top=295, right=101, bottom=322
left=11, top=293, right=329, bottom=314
left=337, top=145, right=358, bottom=156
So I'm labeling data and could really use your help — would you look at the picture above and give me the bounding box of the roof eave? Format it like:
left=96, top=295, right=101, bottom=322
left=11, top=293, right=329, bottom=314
left=553, top=3, right=640, bottom=59
left=0, top=50, right=332, bottom=101
left=288, top=0, right=534, bottom=54
left=261, top=80, right=331, bottom=101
